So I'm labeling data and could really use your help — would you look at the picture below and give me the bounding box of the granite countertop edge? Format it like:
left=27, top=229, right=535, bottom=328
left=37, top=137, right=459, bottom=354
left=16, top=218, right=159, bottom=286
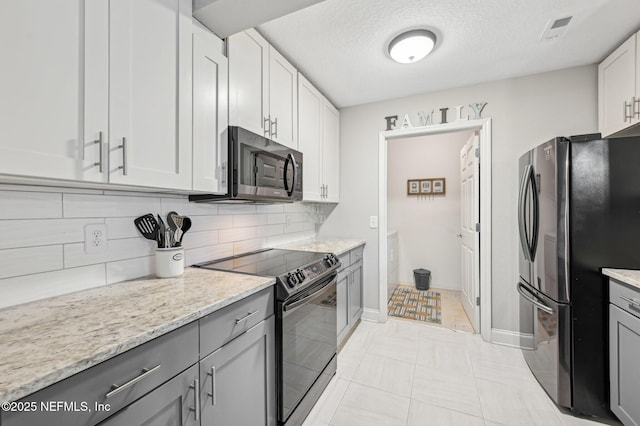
left=277, top=238, right=366, bottom=256
left=602, top=268, right=640, bottom=290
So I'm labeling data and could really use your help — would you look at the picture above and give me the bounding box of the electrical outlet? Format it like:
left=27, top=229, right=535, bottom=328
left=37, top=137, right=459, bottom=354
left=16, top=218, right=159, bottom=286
left=84, top=224, right=108, bottom=254
left=369, top=216, right=378, bottom=229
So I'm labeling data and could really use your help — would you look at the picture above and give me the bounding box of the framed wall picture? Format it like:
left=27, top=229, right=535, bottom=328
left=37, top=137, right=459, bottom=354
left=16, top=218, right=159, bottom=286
left=432, top=178, right=446, bottom=194
left=420, top=180, right=432, bottom=194
left=407, top=179, right=420, bottom=195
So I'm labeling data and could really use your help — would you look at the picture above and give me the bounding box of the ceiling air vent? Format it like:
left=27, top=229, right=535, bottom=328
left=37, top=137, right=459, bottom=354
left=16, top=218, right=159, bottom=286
left=540, top=16, right=573, bottom=41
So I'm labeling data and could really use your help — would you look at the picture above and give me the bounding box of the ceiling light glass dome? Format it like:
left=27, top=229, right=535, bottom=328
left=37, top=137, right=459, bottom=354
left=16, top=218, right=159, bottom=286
left=388, top=29, right=437, bottom=64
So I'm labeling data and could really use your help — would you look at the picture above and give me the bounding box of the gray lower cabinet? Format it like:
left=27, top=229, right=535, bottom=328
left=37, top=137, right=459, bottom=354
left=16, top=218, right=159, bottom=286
left=199, top=316, right=275, bottom=426
left=609, top=278, right=640, bottom=426
left=336, top=245, right=365, bottom=347
left=98, top=364, right=199, bottom=426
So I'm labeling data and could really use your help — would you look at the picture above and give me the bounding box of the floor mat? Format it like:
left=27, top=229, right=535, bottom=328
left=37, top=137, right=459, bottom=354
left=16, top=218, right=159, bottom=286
left=387, top=286, right=442, bottom=323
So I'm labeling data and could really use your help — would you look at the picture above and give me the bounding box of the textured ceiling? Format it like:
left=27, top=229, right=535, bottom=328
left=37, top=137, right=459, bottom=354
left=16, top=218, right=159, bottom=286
left=258, top=0, right=640, bottom=108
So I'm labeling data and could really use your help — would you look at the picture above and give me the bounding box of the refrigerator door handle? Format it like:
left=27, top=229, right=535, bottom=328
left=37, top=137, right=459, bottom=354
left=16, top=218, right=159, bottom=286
left=517, top=282, right=554, bottom=314
left=528, top=165, right=540, bottom=261
left=518, top=165, right=532, bottom=260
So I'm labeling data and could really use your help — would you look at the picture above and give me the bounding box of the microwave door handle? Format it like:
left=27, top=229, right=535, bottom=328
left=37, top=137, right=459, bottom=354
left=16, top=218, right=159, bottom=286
left=529, top=166, right=540, bottom=261
left=518, top=165, right=532, bottom=261
left=284, top=153, right=297, bottom=197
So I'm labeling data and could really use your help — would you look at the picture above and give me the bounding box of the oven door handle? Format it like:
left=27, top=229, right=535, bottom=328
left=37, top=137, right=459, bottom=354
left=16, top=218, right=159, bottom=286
left=283, top=274, right=337, bottom=312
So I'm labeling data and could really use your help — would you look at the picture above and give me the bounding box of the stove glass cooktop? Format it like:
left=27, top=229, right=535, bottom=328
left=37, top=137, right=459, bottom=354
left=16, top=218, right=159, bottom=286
left=194, top=249, right=327, bottom=278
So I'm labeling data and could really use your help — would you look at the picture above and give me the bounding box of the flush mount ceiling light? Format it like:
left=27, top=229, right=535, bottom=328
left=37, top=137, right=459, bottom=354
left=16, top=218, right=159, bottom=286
left=388, top=29, right=437, bottom=64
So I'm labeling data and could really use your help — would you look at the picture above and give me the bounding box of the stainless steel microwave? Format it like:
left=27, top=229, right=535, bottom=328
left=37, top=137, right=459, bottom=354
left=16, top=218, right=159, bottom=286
left=189, top=126, right=303, bottom=203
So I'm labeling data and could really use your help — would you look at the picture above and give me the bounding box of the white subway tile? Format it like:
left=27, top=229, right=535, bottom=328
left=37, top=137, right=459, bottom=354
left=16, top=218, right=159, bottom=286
left=0, top=191, right=62, bottom=219
left=0, top=265, right=106, bottom=309
left=185, top=244, right=234, bottom=265
left=218, top=204, right=257, bottom=215
left=64, top=238, right=156, bottom=268
left=161, top=197, right=218, bottom=216
left=256, top=224, right=284, bottom=237
left=189, top=215, right=233, bottom=232
left=283, top=203, right=306, bottom=213
left=106, top=217, right=140, bottom=239
left=233, top=238, right=267, bottom=255
left=304, top=222, right=316, bottom=231
left=63, top=194, right=161, bottom=218
left=267, top=214, right=286, bottom=225
left=0, top=219, right=102, bottom=249
left=0, top=246, right=63, bottom=279
left=219, top=227, right=258, bottom=244
left=180, top=230, right=219, bottom=249
left=256, top=204, right=284, bottom=214
left=285, top=222, right=304, bottom=233
left=287, top=213, right=309, bottom=223
left=232, top=214, right=268, bottom=228
left=106, top=256, right=154, bottom=284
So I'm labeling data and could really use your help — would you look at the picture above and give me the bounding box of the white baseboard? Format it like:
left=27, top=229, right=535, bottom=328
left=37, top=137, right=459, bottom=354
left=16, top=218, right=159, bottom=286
left=491, top=328, right=534, bottom=349
left=361, top=308, right=381, bottom=322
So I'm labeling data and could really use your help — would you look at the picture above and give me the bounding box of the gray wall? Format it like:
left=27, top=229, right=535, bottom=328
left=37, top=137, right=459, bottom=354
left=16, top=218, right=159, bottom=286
left=318, top=65, right=598, bottom=335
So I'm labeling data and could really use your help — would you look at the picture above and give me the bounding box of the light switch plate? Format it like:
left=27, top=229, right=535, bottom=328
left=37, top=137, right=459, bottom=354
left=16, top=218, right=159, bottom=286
left=369, top=216, right=378, bottom=229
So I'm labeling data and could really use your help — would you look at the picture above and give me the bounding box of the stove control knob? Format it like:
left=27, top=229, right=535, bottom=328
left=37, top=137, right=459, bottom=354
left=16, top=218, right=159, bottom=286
left=286, top=272, right=298, bottom=288
left=296, top=269, right=306, bottom=283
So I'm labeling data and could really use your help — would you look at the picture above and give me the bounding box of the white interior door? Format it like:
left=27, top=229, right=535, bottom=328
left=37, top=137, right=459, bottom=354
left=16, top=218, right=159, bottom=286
left=460, top=132, right=480, bottom=332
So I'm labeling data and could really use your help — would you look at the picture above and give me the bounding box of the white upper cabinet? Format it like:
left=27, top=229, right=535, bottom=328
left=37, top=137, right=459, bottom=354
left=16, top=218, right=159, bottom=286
left=192, top=23, right=228, bottom=194
left=0, top=0, right=192, bottom=190
left=297, top=74, right=340, bottom=203
left=599, top=31, right=640, bottom=137
left=0, top=0, right=108, bottom=183
left=228, top=29, right=298, bottom=149
left=109, top=0, right=192, bottom=190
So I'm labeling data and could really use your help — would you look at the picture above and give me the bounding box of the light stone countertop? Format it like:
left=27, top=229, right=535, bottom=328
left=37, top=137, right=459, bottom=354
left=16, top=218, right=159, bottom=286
left=278, top=238, right=366, bottom=256
left=0, top=268, right=275, bottom=403
left=602, top=268, right=640, bottom=291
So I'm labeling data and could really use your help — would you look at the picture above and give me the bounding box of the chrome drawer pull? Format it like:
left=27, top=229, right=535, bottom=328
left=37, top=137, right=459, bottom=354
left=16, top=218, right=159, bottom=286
left=207, top=366, right=216, bottom=406
left=118, top=137, right=127, bottom=175
left=95, top=131, right=104, bottom=173
left=620, top=296, right=640, bottom=312
left=235, top=310, right=258, bottom=324
left=624, top=101, right=633, bottom=122
left=105, top=364, right=161, bottom=399
left=189, top=378, right=200, bottom=421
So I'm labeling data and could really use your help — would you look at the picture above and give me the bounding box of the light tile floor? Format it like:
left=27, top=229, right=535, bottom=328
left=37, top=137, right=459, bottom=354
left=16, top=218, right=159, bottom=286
left=302, top=319, right=622, bottom=426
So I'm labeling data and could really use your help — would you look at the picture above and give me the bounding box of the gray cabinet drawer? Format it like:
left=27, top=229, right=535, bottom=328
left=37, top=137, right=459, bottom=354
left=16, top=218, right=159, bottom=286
left=350, top=246, right=364, bottom=264
left=337, top=252, right=349, bottom=271
left=610, top=279, right=640, bottom=317
left=199, top=286, right=274, bottom=357
left=2, top=321, right=198, bottom=426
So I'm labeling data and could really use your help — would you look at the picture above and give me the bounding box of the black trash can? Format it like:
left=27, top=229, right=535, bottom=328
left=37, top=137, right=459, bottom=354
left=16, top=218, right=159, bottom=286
left=413, top=269, right=431, bottom=290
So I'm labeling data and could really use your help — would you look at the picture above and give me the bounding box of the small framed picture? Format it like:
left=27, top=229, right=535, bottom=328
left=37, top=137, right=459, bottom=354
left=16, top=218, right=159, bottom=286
left=420, top=180, right=432, bottom=194
left=407, top=179, right=420, bottom=195
left=432, top=178, right=446, bottom=194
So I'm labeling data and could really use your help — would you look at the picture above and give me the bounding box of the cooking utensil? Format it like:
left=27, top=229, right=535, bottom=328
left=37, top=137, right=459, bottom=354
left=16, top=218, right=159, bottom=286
left=167, top=211, right=180, bottom=232
left=134, top=214, right=158, bottom=241
left=157, top=214, right=166, bottom=248
left=176, top=217, right=191, bottom=247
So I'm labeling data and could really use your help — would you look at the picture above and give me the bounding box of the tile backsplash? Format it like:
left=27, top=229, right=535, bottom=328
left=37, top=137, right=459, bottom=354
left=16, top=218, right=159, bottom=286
left=0, top=185, right=321, bottom=309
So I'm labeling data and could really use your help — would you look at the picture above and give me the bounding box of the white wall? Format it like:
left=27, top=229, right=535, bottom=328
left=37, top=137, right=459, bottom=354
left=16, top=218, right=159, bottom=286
left=0, top=185, right=318, bottom=309
left=388, top=132, right=471, bottom=290
left=318, top=65, right=598, bottom=334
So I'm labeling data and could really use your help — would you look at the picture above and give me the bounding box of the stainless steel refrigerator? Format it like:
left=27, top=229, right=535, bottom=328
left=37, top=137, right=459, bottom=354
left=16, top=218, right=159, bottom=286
left=517, top=133, right=640, bottom=419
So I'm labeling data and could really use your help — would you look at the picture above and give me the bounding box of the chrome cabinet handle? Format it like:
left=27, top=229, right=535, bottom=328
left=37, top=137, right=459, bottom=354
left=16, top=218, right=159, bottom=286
left=326, top=184, right=329, bottom=199
left=221, top=163, right=227, bottom=185
left=633, top=96, right=640, bottom=118
left=105, top=364, right=161, bottom=399
left=620, top=296, right=640, bottom=313
left=118, top=137, right=127, bottom=175
left=189, top=378, right=200, bottom=421
left=95, top=131, right=104, bottom=173
left=624, top=101, right=633, bottom=122
left=264, top=116, right=270, bottom=136
left=207, top=367, right=216, bottom=406
left=235, top=310, right=258, bottom=324
left=271, top=117, right=278, bottom=138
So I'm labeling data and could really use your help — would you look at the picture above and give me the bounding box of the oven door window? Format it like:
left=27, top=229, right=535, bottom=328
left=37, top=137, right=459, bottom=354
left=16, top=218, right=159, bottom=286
left=280, top=277, right=337, bottom=422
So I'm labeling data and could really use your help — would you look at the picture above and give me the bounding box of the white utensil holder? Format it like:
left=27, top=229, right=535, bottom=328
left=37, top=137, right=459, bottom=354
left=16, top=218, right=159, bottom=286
left=155, top=247, right=184, bottom=278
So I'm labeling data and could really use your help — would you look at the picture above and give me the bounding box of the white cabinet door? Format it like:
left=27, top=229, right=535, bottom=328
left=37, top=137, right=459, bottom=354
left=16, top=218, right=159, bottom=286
left=109, top=0, right=192, bottom=190
left=0, top=0, right=108, bottom=182
left=269, top=47, right=298, bottom=149
left=322, top=99, right=340, bottom=202
left=298, top=75, right=323, bottom=202
left=192, top=27, right=228, bottom=194
left=598, top=34, right=638, bottom=137
left=228, top=29, right=269, bottom=137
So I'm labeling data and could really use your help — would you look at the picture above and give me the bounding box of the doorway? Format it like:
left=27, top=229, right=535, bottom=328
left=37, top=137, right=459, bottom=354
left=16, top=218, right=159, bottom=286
left=378, top=119, right=492, bottom=341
